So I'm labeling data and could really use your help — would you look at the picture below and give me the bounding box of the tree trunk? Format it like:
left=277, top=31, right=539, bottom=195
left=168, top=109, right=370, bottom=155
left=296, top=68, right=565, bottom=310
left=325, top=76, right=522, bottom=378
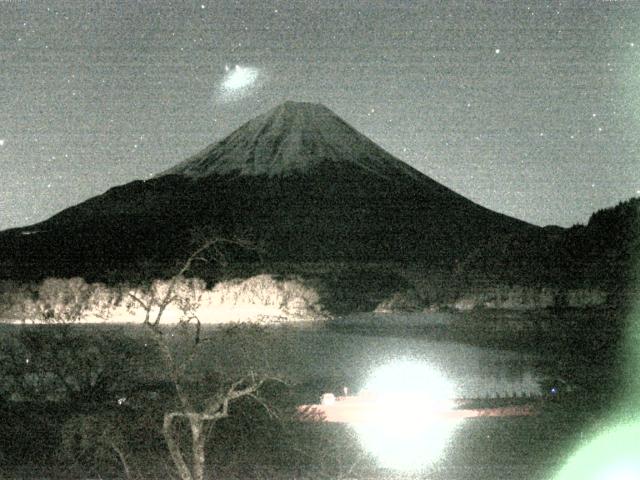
left=163, top=413, right=194, bottom=480
left=111, top=442, right=132, bottom=480
left=190, top=415, right=207, bottom=480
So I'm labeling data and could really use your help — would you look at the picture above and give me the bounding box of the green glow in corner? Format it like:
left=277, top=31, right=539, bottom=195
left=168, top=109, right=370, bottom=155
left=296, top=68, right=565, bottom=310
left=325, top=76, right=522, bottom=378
left=553, top=203, right=640, bottom=479
left=552, top=420, right=640, bottom=479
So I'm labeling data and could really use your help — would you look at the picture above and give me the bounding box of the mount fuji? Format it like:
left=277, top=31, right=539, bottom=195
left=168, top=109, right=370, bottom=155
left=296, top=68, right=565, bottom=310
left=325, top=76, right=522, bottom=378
left=0, top=101, right=541, bottom=280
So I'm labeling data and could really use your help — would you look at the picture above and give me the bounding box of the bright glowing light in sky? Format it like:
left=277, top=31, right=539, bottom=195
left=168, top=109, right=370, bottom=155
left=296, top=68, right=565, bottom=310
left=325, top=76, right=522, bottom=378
left=352, top=359, right=462, bottom=471
left=0, top=139, right=5, bottom=146
left=219, top=64, right=259, bottom=101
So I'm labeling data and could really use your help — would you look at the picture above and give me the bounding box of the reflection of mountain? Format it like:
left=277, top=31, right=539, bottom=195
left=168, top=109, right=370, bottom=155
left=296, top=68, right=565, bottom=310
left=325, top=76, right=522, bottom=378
left=0, top=101, right=541, bottom=280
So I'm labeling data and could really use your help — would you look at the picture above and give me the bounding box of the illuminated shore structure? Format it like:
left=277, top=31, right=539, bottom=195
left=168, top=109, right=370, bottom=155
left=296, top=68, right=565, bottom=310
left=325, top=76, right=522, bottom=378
left=298, top=360, right=538, bottom=425
left=297, top=360, right=540, bottom=470
left=298, top=391, right=537, bottom=424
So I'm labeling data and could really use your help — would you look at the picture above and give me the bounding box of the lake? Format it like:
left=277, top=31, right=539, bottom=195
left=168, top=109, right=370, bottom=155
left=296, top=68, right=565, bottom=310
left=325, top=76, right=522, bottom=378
left=1, top=307, right=625, bottom=479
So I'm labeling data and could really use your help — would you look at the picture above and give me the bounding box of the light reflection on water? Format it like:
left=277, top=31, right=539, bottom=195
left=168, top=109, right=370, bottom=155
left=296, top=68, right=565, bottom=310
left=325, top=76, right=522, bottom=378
left=354, top=418, right=463, bottom=471
left=352, top=358, right=463, bottom=471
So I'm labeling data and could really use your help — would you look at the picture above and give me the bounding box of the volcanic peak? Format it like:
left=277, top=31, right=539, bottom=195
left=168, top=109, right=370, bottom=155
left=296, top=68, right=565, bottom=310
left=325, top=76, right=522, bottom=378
left=159, top=100, right=425, bottom=181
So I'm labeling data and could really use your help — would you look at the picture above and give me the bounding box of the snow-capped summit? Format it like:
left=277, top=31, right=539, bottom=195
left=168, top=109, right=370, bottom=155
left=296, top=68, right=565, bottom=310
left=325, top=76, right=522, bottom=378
left=159, top=101, right=424, bottom=181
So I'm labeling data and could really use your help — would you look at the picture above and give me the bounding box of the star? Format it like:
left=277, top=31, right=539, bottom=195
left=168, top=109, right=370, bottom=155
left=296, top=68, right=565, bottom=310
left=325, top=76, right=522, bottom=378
left=0, top=139, right=5, bottom=147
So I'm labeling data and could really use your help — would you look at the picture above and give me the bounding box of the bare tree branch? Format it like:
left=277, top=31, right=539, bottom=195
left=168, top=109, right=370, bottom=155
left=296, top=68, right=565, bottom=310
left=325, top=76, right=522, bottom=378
left=127, top=293, right=151, bottom=324
left=127, top=232, right=281, bottom=480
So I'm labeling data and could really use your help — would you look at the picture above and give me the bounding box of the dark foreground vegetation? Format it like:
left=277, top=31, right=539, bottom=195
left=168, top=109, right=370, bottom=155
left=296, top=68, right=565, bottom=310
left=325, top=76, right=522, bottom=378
left=0, top=322, right=388, bottom=479
left=0, top=301, right=630, bottom=479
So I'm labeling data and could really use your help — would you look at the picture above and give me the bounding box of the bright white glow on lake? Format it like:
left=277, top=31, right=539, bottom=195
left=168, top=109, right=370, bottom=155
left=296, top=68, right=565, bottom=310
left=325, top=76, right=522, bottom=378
left=365, top=358, right=455, bottom=399
left=353, top=359, right=462, bottom=471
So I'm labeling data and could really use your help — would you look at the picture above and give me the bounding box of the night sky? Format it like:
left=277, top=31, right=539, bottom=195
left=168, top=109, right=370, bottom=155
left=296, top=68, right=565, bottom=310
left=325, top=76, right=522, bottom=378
left=1, top=1, right=639, bottom=230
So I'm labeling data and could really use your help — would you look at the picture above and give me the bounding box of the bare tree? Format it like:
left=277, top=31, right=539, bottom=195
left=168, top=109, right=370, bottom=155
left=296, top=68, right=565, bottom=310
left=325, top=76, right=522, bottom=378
left=127, top=234, right=278, bottom=480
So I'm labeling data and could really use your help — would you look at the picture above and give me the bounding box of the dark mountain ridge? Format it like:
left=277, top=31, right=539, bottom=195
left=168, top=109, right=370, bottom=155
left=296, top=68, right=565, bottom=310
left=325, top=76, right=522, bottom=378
left=460, top=197, right=640, bottom=291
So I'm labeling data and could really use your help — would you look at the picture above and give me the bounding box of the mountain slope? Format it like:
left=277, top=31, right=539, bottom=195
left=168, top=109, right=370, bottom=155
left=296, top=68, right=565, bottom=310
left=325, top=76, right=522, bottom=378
left=0, top=101, right=541, bottom=280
